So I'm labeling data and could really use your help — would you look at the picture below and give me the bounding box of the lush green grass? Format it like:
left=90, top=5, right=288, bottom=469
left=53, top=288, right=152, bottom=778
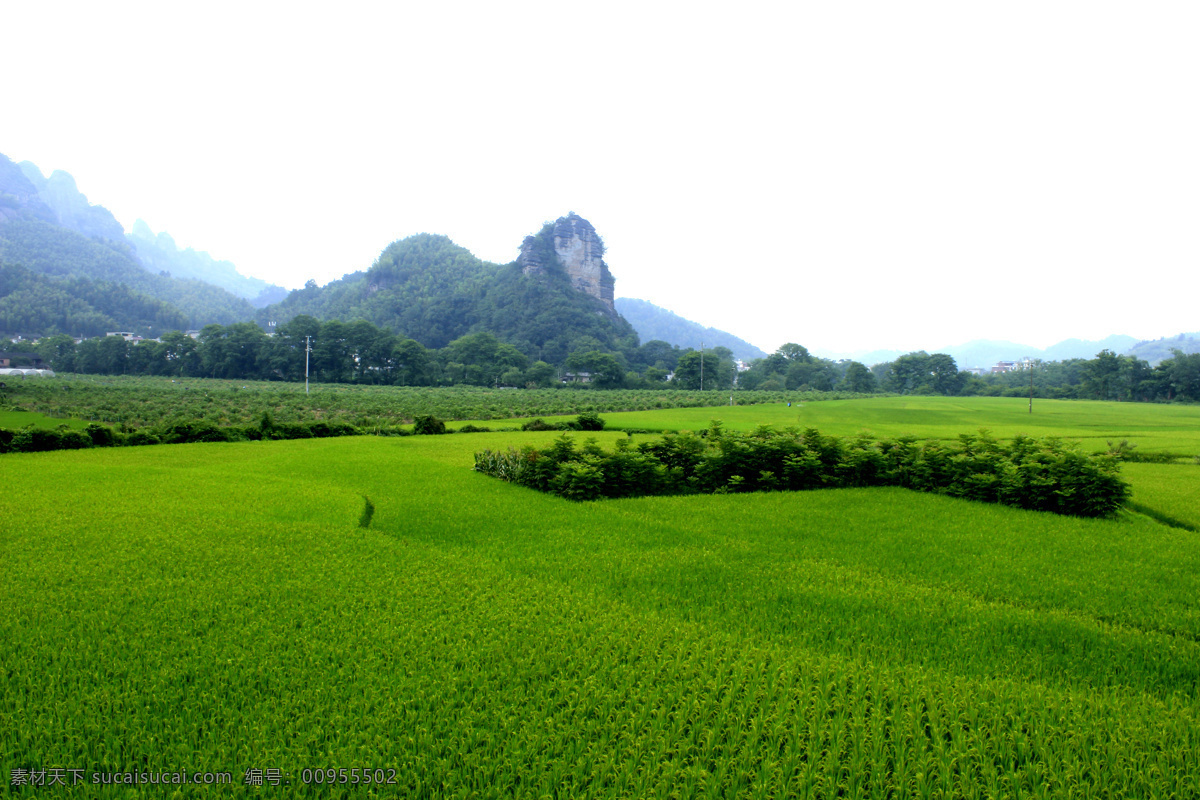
left=1124, top=462, right=1200, bottom=530
left=496, top=396, right=1200, bottom=455
left=0, top=409, right=89, bottom=430
left=3, top=430, right=1199, bottom=797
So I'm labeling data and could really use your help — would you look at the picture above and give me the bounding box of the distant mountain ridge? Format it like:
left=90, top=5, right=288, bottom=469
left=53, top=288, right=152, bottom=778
left=17, top=163, right=126, bottom=241
left=129, top=219, right=285, bottom=307
left=614, top=298, right=766, bottom=362
left=1126, top=332, right=1200, bottom=363
left=1, top=152, right=284, bottom=304
left=835, top=334, right=1167, bottom=368
left=0, top=151, right=259, bottom=335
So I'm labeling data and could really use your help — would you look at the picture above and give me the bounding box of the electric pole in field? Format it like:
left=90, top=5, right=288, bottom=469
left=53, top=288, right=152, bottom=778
left=700, top=341, right=704, bottom=391
left=1026, top=356, right=1034, bottom=413
left=305, top=336, right=312, bottom=394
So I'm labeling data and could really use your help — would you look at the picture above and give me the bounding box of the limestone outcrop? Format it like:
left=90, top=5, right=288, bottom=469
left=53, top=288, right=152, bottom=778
left=520, top=213, right=615, bottom=312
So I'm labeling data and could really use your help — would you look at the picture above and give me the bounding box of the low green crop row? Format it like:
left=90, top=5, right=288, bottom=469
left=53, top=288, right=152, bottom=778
left=0, top=417, right=379, bottom=453
left=476, top=424, right=1132, bottom=517
left=0, top=410, right=620, bottom=455
left=4, top=374, right=869, bottom=429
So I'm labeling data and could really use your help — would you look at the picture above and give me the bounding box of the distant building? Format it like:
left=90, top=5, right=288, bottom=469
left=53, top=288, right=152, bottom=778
left=991, top=359, right=1033, bottom=374
left=0, top=352, right=47, bottom=368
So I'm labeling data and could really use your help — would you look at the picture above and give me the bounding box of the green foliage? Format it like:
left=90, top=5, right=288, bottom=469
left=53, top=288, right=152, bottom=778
left=876, top=350, right=965, bottom=395
left=0, top=259, right=189, bottom=337
left=961, top=349, right=1200, bottom=404
left=478, top=426, right=1131, bottom=517
left=412, top=414, right=447, bottom=435
left=0, top=219, right=254, bottom=327
left=672, top=350, right=731, bottom=390
left=255, top=232, right=639, bottom=367
left=740, top=343, right=864, bottom=393
left=5, top=375, right=867, bottom=433
left=573, top=411, right=605, bottom=431
left=516, top=412, right=606, bottom=433
left=5, top=425, right=91, bottom=453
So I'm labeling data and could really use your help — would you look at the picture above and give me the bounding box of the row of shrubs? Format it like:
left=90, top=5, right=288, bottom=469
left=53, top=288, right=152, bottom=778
left=474, top=423, right=1132, bottom=517
left=519, top=411, right=606, bottom=432
left=1105, top=439, right=1200, bottom=464
left=0, top=412, right=606, bottom=454
left=0, top=418, right=366, bottom=453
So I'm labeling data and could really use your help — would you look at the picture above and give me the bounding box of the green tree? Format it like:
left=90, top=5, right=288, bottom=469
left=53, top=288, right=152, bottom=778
left=33, top=334, right=77, bottom=372
left=564, top=350, right=625, bottom=388
left=393, top=338, right=431, bottom=386
left=1082, top=350, right=1121, bottom=400
left=1162, top=350, right=1200, bottom=401
left=672, top=351, right=730, bottom=390
left=837, top=361, right=877, bottom=393
left=525, top=360, right=557, bottom=388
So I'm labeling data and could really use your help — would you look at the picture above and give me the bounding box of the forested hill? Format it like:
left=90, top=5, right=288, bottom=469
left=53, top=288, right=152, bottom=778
left=257, top=227, right=639, bottom=365
left=128, top=220, right=286, bottom=307
left=615, top=298, right=766, bottom=362
left=0, top=217, right=253, bottom=333
left=0, top=151, right=282, bottom=334
left=0, top=259, right=190, bottom=337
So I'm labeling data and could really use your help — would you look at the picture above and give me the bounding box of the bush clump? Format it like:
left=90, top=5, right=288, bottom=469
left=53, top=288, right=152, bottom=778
left=413, top=415, right=447, bottom=435
left=520, top=413, right=606, bottom=432
left=474, top=425, right=1131, bottom=517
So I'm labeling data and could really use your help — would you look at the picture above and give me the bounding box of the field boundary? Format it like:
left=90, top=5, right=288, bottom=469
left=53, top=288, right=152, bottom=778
left=1126, top=501, right=1199, bottom=532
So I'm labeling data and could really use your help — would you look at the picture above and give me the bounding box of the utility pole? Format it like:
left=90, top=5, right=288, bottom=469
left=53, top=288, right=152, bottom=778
left=305, top=335, right=312, bottom=395
left=1026, top=357, right=1033, bottom=413
left=700, top=340, right=704, bottom=392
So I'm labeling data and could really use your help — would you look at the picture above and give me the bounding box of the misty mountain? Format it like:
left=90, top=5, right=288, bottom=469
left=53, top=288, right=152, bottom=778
left=17, top=162, right=126, bottom=242
left=842, top=335, right=1147, bottom=369
left=0, top=157, right=56, bottom=224
left=939, top=340, right=1045, bottom=370
left=614, top=298, right=766, bottom=362
left=1126, top=332, right=1200, bottom=364
left=0, top=152, right=282, bottom=326
left=129, top=220, right=285, bottom=306
left=0, top=218, right=254, bottom=334
left=1042, top=335, right=1141, bottom=361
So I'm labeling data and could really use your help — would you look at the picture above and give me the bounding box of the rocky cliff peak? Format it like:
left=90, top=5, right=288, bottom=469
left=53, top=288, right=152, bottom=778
left=11, top=161, right=125, bottom=241
left=519, top=212, right=615, bottom=312
left=0, top=155, right=57, bottom=224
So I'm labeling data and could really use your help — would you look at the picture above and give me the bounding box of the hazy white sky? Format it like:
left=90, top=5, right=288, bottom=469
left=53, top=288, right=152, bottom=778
left=5, top=2, right=1197, bottom=356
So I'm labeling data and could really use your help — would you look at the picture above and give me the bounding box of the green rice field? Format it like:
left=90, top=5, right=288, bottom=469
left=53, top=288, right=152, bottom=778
left=494, top=396, right=1200, bottom=455
left=3, top=397, right=1200, bottom=797
left=0, top=409, right=89, bottom=431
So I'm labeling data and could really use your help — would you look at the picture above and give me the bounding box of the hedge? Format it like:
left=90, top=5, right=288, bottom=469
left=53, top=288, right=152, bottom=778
left=474, top=425, right=1131, bottom=518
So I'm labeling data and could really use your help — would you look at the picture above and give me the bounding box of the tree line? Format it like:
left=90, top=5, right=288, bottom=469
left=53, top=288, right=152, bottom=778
left=17, top=320, right=1200, bottom=403
left=23, top=316, right=719, bottom=389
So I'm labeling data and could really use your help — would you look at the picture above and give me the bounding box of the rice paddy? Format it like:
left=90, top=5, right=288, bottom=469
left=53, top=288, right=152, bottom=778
left=2, top=397, right=1199, bottom=798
